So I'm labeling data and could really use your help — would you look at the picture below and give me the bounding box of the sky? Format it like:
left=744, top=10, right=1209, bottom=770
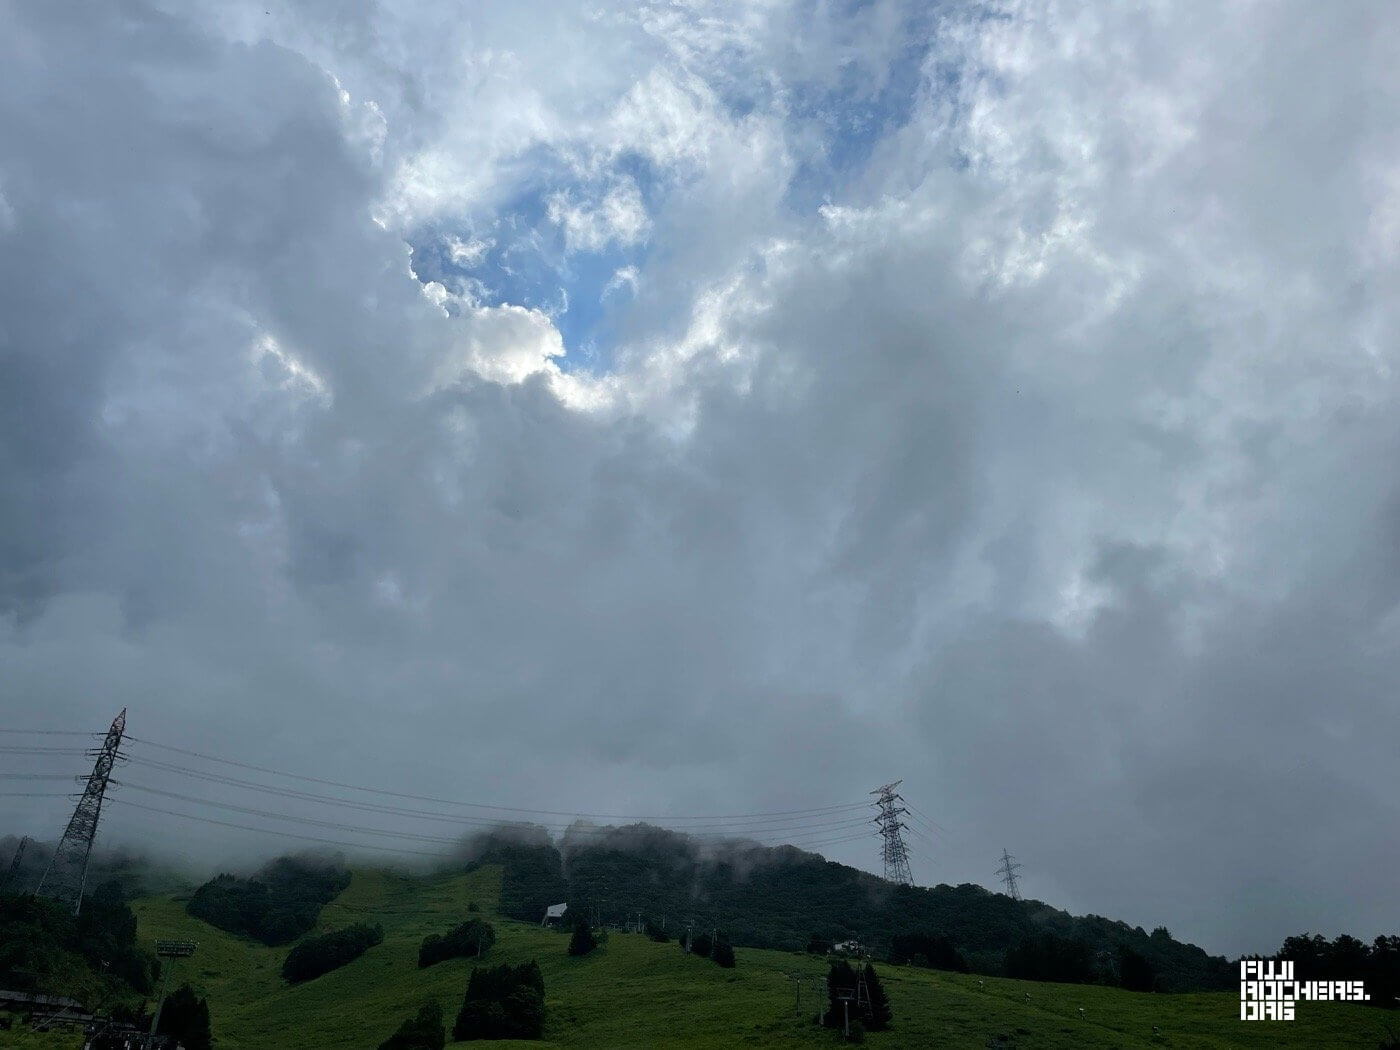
left=0, top=0, right=1397, bottom=958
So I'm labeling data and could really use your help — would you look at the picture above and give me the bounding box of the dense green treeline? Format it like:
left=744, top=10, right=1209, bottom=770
left=472, top=825, right=1233, bottom=991
left=282, top=922, right=384, bottom=983
left=0, top=882, right=155, bottom=1003
left=186, top=854, right=351, bottom=945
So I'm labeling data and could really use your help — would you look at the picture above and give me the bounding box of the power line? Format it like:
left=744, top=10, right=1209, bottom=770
left=121, top=733, right=868, bottom=823
left=0, top=774, right=80, bottom=783
left=1, top=724, right=885, bottom=862
left=121, top=755, right=869, bottom=834
left=108, top=798, right=445, bottom=858
left=109, top=797, right=879, bottom=862
left=113, top=780, right=876, bottom=853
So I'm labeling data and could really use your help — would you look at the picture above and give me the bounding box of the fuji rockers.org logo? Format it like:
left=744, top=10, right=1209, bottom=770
left=1239, top=960, right=1370, bottom=1020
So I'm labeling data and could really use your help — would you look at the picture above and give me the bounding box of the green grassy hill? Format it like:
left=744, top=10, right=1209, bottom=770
left=6, top=864, right=1386, bottom=1049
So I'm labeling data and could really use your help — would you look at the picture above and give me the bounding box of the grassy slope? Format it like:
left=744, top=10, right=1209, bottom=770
left=10, top=865, right=1382, bottom=1050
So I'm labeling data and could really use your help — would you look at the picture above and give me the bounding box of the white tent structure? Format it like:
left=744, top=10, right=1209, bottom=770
left=541, top=902, right=568, bottom=927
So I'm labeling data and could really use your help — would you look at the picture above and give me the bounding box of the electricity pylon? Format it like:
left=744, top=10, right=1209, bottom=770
left=36, top=709, right=126, bottom=915
left=870, top=781, right=913, bottom=886
left=996, top=848, right=1023, bottom=900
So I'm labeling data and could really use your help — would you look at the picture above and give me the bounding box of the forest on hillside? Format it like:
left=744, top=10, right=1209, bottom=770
left=464, top=825, right=1236, bottom=992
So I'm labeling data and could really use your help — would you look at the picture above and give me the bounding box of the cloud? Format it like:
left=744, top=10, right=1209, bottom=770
left=0, top=0, right=1396, bottom=959
left=547, top=180, right=651, bottom=255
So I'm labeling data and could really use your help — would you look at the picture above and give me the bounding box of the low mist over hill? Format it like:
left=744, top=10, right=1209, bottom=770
left=461, top=823, right=1233, bottom=992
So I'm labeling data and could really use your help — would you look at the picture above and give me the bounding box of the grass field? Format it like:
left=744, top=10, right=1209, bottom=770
left=3, top=865, right=1388, bottom=1049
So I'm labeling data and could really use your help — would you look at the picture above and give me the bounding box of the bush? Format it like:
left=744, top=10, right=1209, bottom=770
left=379, top=1002, right=445, bottom=1050
left=419, top=920, right=495, bottom=968
left=452, top=962, right=545, bottom=1041
left=1117, top=945, right=1156, bottom=991
left=889, top=932, right=969, bottom=973
left=712, top=936, right=736, bottom=968
left=1004, top=932, right=1096, bottom=984
left=863, top=963, right=892, bottom=1031
left=282, top=923, right=383, bottom=983
left=644, top=919, right=670, bottom=942
left=155, top=983, right=212, bottom=1050
left=690, top=933, right=713, bottom=958
left=567, top=919, right=598, bottom=957
left=187, top=856, right=350, bottom=946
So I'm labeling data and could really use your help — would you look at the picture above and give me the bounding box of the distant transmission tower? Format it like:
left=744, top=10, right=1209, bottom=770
left=870, top=780, right=913, bottom=886
left=3, top=835, right=29, bottom=893
left=995, top=848, right=1023, bottom=900
left=36, top=709, right=126, bottom=915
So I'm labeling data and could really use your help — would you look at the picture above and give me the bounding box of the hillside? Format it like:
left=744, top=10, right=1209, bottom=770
left=473, top=825, right=1232, bottom=991
left=6, top=862, right=1383, bottom=1050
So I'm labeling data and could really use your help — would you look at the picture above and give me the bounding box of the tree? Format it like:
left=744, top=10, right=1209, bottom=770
left=187, top=856, right=350, bottom=946
left=889, top=932, right=968, bottom=972
left=690, top=932, right=713, bottom=958
left=644, top=919, right=670, bottom=942
left=0, top=882, right=156, bottom=1000
left=567, top=918, right=598, bottom=957
left=712, top=935, right=736, bottom=968
left=452, top=962, right=545, bottom=1041
left=1005, top=932, right=1095, bottom=984
left=419, top=920, right=495, bottom=967
left=824, top=960, right=858, bottom=1029
left=862, top=963, right=892, bottom=1030
left=379, top=1002, right=445, bottom=1050
left=806, top=933, right=832, bottom=955
left=282, top=923, right=383, bottom=983
left=1117, top=945, right=1155, bottom=992
left=155, top=983, right=212, bottom=1050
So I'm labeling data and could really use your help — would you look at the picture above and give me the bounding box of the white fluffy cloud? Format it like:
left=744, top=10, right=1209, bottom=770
left=1, top=0, right=1396, bottom=957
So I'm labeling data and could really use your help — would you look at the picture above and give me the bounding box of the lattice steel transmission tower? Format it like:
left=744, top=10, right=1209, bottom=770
left=870, top=780, right=913, bottom=886
left=995, top=848, right=1023, bottom=900
left=36, top=708, right=126, bottom=915
left=2, top=835, right=29, bottom=893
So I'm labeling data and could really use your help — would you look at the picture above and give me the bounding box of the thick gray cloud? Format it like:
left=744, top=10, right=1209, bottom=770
left=1, top=0, right=1397, bottom=957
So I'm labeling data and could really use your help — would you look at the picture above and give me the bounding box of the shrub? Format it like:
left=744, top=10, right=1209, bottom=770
left=567, top=918, right=598, bottom=957
left=379, top=1002, right=445, bottom=1050
left=712, top=936, right=736, bottom=968
left=419, top=920, right=495, bottom=968
left=644, top=919, right=670, bottom=942
left=282, top=923, right=383, bottom=983
left=452, top=962, right=545, bottom=1041
left=690, top=933, right=713, bottom=958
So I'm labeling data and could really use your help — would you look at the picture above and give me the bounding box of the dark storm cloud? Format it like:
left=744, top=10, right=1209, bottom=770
left=1, top=0, right=1396, bottom=957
